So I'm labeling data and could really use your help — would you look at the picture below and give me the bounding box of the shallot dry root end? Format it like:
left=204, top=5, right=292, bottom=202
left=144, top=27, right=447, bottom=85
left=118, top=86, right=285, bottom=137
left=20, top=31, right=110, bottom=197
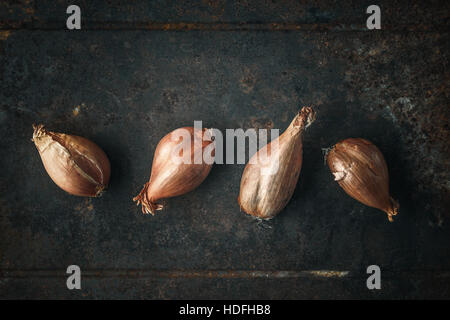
left=94, top=184, right=106, bottom=197
left=256, top=218, right=273, bottom=229
left=133, top=182, right=163, bottom=215
left=32, top=123, right=46, bottom=141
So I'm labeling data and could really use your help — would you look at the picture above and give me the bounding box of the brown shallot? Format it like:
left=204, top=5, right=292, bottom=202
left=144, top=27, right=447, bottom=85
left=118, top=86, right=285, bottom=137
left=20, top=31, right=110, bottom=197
left=326, top=138, right=399, bottom=222
left=133, top=127, right=215, bottom=215
left=32, top=124, right=111, bottom=197
left=238, top=107, right=316, bottom=219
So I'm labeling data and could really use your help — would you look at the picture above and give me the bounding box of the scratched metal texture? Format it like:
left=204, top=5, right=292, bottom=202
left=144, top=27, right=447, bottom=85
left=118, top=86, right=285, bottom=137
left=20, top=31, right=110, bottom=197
left=0, top=0, right=449, bottom=299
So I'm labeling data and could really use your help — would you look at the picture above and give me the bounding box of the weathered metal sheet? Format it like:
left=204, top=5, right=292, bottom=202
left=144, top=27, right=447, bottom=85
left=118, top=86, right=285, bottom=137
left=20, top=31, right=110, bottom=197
left=0, top=0, right=448, bottom=299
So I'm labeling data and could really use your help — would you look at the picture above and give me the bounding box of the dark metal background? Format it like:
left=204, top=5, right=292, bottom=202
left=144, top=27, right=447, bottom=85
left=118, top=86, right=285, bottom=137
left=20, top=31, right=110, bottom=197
left=0, top=0, right=449, bottom=299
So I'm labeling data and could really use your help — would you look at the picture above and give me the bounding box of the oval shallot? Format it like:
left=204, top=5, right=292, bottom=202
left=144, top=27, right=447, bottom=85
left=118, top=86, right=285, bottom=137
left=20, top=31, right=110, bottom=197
left=238, top=107, right=316, bottom=219
left=32, top=124, right=111, bottom=197
left=133, top=127, right=215, bottom=215
left=326, top=138, right=399, bottom=222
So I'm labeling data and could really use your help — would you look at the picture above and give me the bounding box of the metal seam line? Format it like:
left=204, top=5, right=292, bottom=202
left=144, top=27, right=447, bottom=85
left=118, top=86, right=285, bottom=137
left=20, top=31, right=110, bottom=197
left=0, top=22, right=447, bottom=32
left=0, top=270, right=449, bottom=279
left=0, top=270, right=350, bottom=279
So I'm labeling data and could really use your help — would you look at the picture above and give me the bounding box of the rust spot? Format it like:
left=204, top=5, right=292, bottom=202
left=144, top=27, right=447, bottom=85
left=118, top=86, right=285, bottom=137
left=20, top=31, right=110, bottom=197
left=72, top=103, right=87, bottom=116
left=307, top=270, right=350, bottom=278
left=75, top=199, right=94, bottom=215
left=241, top=117, right=274, bottom=131
left=240, top=67, right=258, bottom=94
left=25, top=6, right=34, bottom=15
left=0, top=31, right=11, bottom=41
left=72, top=106, right=81, bottom=116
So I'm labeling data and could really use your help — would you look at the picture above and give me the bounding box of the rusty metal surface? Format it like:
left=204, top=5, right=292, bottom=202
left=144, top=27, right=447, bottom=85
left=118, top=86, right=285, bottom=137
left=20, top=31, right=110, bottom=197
left=0, top=0, right=449, bottom=299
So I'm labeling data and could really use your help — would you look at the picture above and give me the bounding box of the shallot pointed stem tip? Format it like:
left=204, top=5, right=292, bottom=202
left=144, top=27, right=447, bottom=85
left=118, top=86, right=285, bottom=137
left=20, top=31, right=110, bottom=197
left=291, top=106, right=316, bottom=131
left=386, top=197, right=400, bottom=222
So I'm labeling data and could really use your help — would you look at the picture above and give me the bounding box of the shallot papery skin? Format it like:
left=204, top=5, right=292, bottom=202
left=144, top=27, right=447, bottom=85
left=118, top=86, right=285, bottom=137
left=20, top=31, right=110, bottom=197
left=238, top=107, right=316, bottom=219
left=326, top=138, right=399, bottom=222
left=133, top=127, right=215, bottom=215
left=32, top=124, right=111, bottom=197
